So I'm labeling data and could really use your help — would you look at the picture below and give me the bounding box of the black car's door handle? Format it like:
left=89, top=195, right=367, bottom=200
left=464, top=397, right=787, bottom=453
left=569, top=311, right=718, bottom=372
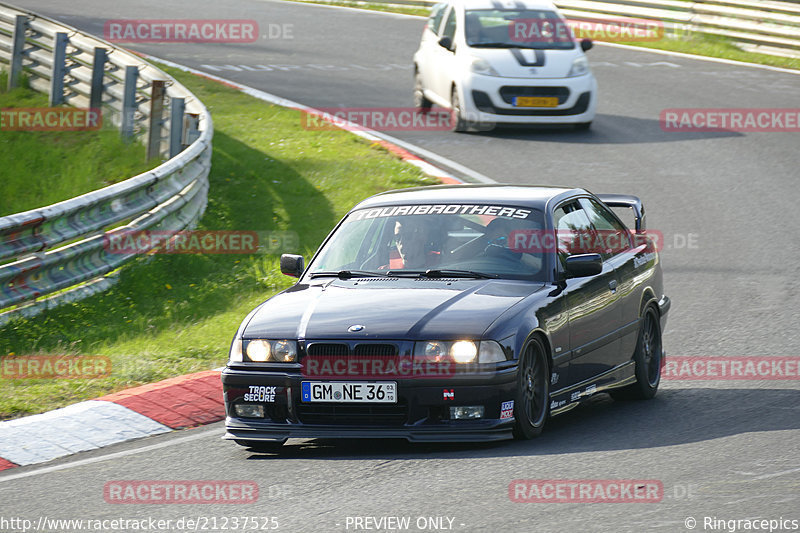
left=608, top=280, right=618, bottom=292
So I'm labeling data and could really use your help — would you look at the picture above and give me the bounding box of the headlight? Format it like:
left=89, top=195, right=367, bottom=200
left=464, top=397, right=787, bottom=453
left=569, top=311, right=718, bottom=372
left=272, top=340, right=297, bottom=362
left=470, top=57, right=500, bottom=77
left=451, top=340, right=478, bottom=363
left=246, top=339, right=271, bottom=362
left=414, top=340, right=508, bottom=364
left=423, top=341, right=448, bottom=360
left=567, top=56, right=590, bottom=77
left=239, top=339, right=298, bottom=363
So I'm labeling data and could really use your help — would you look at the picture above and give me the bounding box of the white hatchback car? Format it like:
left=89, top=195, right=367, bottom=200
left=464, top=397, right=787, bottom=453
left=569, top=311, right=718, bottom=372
left=413, top=0, right=597, bottom=131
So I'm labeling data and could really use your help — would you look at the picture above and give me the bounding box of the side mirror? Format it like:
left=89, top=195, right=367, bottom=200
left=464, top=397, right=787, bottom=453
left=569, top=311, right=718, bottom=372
left=280, top=254, right=304, bottom=278
left=580, top=39, right=593, bottom=52
left=565, top=253, right=602, bottom=278
left=438, top=36, right=454, bottom=51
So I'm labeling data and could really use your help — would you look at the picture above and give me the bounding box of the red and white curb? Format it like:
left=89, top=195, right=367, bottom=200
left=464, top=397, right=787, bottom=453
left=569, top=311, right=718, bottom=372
left=0, top=370, right=223, bottom=471
left=0, top=57, right=489, bottom=473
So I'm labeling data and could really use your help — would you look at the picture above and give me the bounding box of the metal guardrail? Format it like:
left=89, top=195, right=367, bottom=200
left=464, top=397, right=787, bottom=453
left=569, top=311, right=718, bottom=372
left=341, top=0, right=800, bottom=59
left=0, top=3, right=213, bottom=322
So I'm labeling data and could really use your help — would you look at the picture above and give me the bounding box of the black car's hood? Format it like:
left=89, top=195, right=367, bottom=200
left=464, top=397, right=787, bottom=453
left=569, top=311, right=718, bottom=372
left=243, top=278, right=547, bottom=340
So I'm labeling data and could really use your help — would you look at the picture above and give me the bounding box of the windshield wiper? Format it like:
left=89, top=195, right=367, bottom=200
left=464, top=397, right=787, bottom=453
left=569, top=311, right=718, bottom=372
left=309, top=270, right=394, bottom=279
left=389, top=269, right=497, bottom=279
left=425, top=269, right=498, bottom=279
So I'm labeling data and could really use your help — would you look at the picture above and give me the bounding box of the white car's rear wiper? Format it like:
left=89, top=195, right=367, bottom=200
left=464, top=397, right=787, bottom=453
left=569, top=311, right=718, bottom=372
left=309, top=270, right=394, bottom=279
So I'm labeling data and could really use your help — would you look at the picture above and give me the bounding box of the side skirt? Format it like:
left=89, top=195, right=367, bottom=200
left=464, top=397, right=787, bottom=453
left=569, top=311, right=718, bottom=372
left=548, top=361, right=636, bottom=416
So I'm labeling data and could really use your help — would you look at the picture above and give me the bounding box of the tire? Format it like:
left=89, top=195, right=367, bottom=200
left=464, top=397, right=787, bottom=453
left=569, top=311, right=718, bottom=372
left=413, top=70, right=432, bottom=112
left=513, top=337, right=550, bottom=439
left=234, top=439, right=286, bottom=452
left=610, top=305, right=662, bottom=400
left=450, top=86, right=468, bottom=133
left=574, top=121, right=592, bottom=131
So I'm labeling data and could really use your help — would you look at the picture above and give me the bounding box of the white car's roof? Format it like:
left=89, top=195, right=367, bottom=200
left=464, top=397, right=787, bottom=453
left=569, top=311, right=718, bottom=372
left=445, top=0, right=559, bottom=11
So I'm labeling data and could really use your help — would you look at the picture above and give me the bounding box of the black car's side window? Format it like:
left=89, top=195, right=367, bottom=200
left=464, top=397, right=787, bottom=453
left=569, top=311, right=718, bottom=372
left=579, top=198, right=632, bottom=258
left=428, top=3, right=447, bottom=36
left=553, top=201, right=594, bottom=267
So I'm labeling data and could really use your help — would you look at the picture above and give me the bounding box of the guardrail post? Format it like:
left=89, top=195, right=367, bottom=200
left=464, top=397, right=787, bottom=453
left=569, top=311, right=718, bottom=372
left=184, top=113, right=201, bottom=148
left=169, top=97, right=185, bottom=158
left=49, top=32, right=69, bottom=106
left=121, top=65, right=138, bottom=140
left=89, top=47, right=107, bottom=110
left=8, top=15, right=29, bottom=90
left=146, top=80, right=166, bottom=160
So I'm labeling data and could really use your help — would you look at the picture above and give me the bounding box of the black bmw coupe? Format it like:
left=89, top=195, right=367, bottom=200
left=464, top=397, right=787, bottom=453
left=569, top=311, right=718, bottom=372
left=222, top=185, right=670, bottom=450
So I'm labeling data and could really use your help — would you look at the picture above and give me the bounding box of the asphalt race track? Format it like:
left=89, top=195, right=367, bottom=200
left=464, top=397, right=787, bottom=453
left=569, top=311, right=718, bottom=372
left=2, top=0, right=799, bottom=531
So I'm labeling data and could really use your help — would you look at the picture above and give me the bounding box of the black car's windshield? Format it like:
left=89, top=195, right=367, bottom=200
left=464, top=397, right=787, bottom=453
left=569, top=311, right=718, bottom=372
left=465, top=9, right=575, bottom=50
left=307, top=204, right=548, bottom=281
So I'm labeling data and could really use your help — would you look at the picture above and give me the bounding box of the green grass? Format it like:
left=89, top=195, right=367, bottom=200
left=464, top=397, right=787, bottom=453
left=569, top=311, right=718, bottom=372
left=0, top=71, right=158, bottom=217
left=287, top=0, right=800, bottom=71
left=0, top=64, right=438, bottom=420
left=615, top=32, right=800, bottom=71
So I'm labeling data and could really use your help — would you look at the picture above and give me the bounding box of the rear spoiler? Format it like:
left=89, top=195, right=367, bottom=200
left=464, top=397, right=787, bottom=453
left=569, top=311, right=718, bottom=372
left=596, top=194, right=646, bottom=232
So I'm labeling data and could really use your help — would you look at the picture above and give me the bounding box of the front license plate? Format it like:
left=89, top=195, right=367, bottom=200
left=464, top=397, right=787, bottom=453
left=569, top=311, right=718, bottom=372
left=514, top=96, right=559, bottom=108
left=301, top=381, right=397, bottom=403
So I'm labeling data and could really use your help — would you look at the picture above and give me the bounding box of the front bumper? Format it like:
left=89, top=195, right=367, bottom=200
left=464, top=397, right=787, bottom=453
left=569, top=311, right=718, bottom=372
left=459, top=72, right=597, bottom=125
left=222, top=367, right=518, bottom=443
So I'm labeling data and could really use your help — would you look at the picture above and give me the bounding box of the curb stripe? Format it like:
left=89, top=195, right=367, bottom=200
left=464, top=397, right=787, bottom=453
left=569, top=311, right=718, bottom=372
left=97, top=370, right=224, bottom=429
left=0, top=458, right=18, bottom=471
left=0, top=400, right=170, bottom=466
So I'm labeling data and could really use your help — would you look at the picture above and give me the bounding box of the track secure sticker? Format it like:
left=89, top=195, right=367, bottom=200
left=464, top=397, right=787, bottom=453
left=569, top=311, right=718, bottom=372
left=244, top=386, right=276, bottom=402
left=500, top=400, right=514, bottom=420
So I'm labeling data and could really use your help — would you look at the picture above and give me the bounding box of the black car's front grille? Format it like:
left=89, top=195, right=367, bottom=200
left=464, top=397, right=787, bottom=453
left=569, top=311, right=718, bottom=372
left=306, top=342, right=398, bottom=357
left=498, top=86, right=570, bottom=104
left=307, top=343, right=349, bottom=357
left=354, top=343, right=397, bottom=357
left=296, top=401, right=408, bottom=426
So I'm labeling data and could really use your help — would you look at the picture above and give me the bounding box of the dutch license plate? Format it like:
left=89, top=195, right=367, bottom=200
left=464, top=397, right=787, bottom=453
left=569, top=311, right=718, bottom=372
left=301, top=381, right=397, bottom=403
left=514, top=96, right=559, bottom=108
